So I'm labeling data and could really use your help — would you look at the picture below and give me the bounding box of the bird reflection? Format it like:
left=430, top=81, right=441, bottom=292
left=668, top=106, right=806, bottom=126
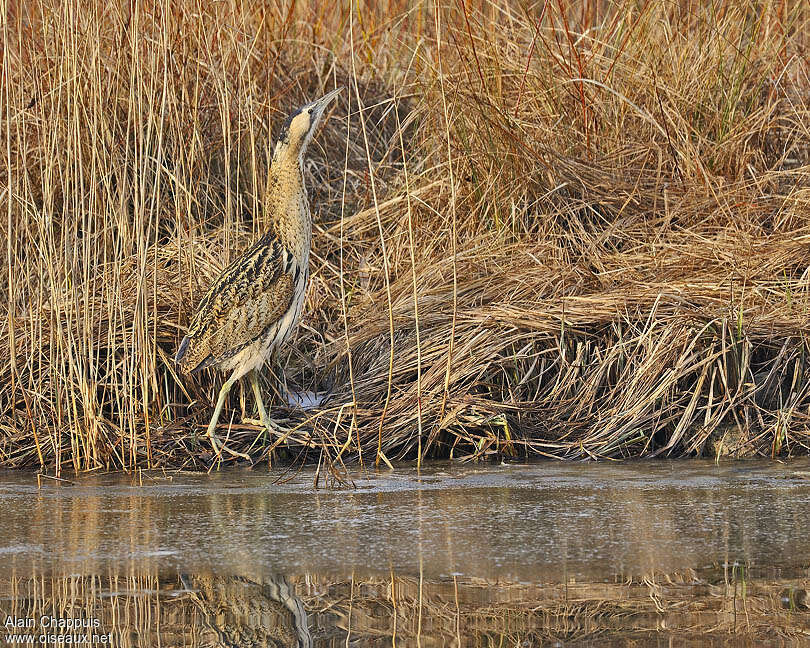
left=180, top=574, right=311, bottom=648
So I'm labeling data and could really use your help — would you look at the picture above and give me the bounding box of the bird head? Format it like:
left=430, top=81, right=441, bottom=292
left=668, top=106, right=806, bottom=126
left=273, top=87, right=343, bottom=161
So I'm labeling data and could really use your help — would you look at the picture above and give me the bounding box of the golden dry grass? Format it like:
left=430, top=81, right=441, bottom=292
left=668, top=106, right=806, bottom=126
left=1, top=0, right=809, bottom=471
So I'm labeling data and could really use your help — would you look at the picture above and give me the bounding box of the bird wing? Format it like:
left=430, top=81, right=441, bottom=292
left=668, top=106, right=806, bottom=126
left=175, top=233, right=299, bottom=373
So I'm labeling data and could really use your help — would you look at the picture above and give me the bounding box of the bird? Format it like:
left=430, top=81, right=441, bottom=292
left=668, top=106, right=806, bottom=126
left=175, top=86, right=342, bottom=459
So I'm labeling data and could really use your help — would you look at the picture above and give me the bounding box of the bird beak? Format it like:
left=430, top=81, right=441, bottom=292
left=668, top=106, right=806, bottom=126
left=309, top=87, right=343, bottom=116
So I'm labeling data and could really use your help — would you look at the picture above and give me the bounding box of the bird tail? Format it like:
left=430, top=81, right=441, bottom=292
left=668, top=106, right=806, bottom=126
left=175, top=336, right=190, bottom=364
left=175, top=335, right=216, bottom=373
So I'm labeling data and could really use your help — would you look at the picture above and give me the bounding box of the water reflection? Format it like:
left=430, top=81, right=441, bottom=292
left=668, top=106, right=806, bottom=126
left=1, top=460, right=809, bottom=645
left=2, top=567, right=809, bottom=646
left=180, top=574, right=311, bottom=647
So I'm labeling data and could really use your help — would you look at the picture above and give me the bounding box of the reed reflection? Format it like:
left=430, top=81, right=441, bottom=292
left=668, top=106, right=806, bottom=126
left=2, top=462, right=810, bottom=645
left=1, top=566, right=809, bottom=647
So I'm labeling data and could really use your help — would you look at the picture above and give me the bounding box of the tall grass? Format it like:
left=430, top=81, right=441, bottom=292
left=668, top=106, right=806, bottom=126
left=1, top=0, right=809, bottom=471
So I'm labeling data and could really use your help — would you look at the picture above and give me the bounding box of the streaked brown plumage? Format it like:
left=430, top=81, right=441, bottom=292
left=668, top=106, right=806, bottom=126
left=176, top=236, right=297, bottom=373
left=176, top=87, right=342, bottom=458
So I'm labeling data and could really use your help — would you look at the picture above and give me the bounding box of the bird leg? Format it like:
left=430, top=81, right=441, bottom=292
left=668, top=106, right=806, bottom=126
left=249, top=369, right=270, bottom=429
left=248, top=369, right=283, bottom=449
left=206, top=371, right=250, bottom=460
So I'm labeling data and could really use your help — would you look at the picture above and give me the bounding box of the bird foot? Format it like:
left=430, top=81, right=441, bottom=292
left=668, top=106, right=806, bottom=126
left=206, top=429, right=251, bottom=461
left=243, top=416, right=286, bottom=433
left=243, top=416, right=286, bottom=453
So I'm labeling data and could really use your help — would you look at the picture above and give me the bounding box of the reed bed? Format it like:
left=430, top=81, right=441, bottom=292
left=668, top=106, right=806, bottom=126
left=1, top=0, right=809, bottom=471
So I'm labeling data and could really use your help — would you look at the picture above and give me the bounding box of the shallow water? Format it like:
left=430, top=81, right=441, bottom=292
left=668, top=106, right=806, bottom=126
left=1, top=459, right=809, bottom=646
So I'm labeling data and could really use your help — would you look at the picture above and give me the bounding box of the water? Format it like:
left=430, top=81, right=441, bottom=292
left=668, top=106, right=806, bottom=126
left=1, top=459, right=809, bottom=646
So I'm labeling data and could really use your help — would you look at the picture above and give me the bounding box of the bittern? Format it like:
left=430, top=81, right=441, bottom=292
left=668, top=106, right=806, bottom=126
left=175, top=87, right=342, bottom=458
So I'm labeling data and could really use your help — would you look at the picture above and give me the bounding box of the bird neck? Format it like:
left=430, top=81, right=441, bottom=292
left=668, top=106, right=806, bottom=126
left=266, top=147, right=311, bottom=260
left=270, top=142, right=305, bottom=181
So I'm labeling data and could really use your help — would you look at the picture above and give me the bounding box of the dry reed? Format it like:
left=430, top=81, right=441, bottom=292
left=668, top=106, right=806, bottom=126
left=1, top=0, right=809, bottom=471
